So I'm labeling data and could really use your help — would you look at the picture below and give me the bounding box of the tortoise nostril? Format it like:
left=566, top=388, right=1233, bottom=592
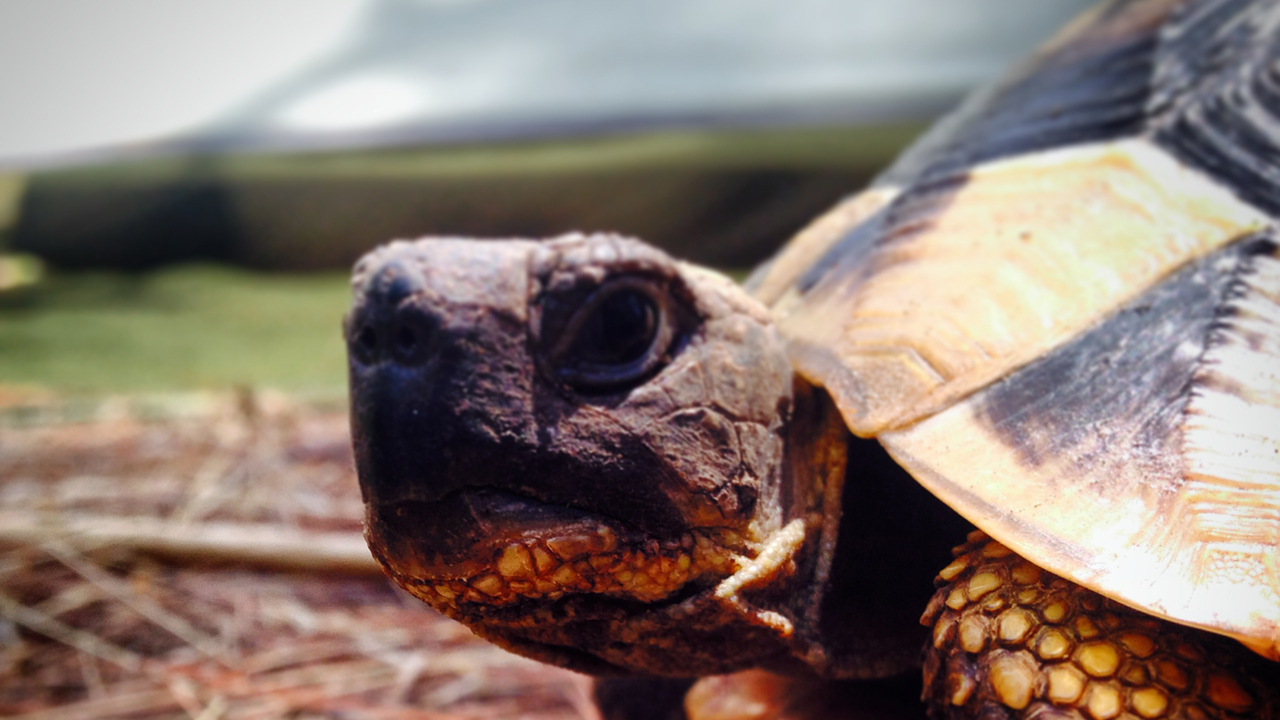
left=395, top=325, right=419, bottom=356
left=358, top=326, right=378, bottom=353
left=350, top=324, right=380, bottom=364
left=390, top=310, right=434, bottom=365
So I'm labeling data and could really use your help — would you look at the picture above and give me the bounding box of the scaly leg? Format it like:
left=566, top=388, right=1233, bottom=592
left=921, top=532, right=1279, bottom=720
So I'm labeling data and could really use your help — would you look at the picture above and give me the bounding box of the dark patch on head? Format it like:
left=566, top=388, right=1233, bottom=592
left=524, top=381, right=722, bottom=535
left=975, top=233, right=1271, bottom=481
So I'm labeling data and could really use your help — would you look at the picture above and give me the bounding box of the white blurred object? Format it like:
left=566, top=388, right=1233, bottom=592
left=0, top=0, right=1094, bottom=165
left=0, top=0, right=369, bottom=161
left=277, top=74, right=430, bottom=131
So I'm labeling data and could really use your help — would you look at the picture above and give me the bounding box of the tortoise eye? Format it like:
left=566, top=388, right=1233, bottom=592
left=549, top=278, right=676, bottom=392
left=573, top=288, right=657, bottom=366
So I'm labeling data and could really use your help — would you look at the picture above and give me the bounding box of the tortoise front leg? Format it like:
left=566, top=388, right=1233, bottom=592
left=921, top=533, right=1280, bottom=720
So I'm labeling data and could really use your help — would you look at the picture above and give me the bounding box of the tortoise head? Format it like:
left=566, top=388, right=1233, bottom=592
left=346, top=234, right=847, bottom=675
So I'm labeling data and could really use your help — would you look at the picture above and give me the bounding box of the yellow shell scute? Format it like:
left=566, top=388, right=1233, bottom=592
left=783, top=138, right=1268, bottom=435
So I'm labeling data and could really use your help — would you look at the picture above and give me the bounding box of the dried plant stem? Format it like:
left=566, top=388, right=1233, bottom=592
left=0, top=513, right=379, bottom=575
left=0, top=590, right=144, bottom=672
left=40, top=539, right=233, bottom=667
left=0, top=398, right=591, bottom=719
left=4, top=688, right=181, bottom=720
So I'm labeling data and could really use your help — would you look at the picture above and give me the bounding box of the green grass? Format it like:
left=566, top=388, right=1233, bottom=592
left=0, top=265, right=351, bottom=394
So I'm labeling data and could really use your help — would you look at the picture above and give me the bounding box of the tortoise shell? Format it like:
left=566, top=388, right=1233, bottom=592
left=749, top=0, right=1280, bottom=658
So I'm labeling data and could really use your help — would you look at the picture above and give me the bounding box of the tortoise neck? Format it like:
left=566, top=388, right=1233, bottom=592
left=770, top=381, right=851, bottom=673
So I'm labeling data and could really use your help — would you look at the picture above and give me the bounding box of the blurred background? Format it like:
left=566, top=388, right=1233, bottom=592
left=0, top=2, right=1095, bottom=718
left=0, top=0, right=1095, bottom=397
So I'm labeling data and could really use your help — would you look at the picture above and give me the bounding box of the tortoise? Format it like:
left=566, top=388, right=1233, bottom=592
left=344, top=0, right=1280, bottom=717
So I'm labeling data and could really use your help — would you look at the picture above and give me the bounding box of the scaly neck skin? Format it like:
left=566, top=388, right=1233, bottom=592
left=773, top=379, right=853, bottom=673
left=704, top=379, right=976, bottom=681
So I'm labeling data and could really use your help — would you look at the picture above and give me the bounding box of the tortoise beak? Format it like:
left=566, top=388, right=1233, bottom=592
left=345, top=238, right=539, bottom=507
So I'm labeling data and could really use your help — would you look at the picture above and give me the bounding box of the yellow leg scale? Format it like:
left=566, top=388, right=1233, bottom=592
left=921, top=533, right=1280, bottom=720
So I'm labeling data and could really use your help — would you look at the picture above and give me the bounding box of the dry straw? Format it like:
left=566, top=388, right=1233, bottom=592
left=0, top=390, right=595, bottom=720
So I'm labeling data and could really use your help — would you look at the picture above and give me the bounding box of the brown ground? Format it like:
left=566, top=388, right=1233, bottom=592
left=0, top=390, right=596, bottom=720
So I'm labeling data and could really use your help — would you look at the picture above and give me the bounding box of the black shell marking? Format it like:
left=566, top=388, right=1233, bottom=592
left=786, top=0, right=1280, bottom=309
left=976, top=233, right=1277, bottom=477
left=1153, top=0, right=1280, bottom=215
left=876, top=0, right=1280, bottom=216
left=877, top=0, right=1171, bottom=188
